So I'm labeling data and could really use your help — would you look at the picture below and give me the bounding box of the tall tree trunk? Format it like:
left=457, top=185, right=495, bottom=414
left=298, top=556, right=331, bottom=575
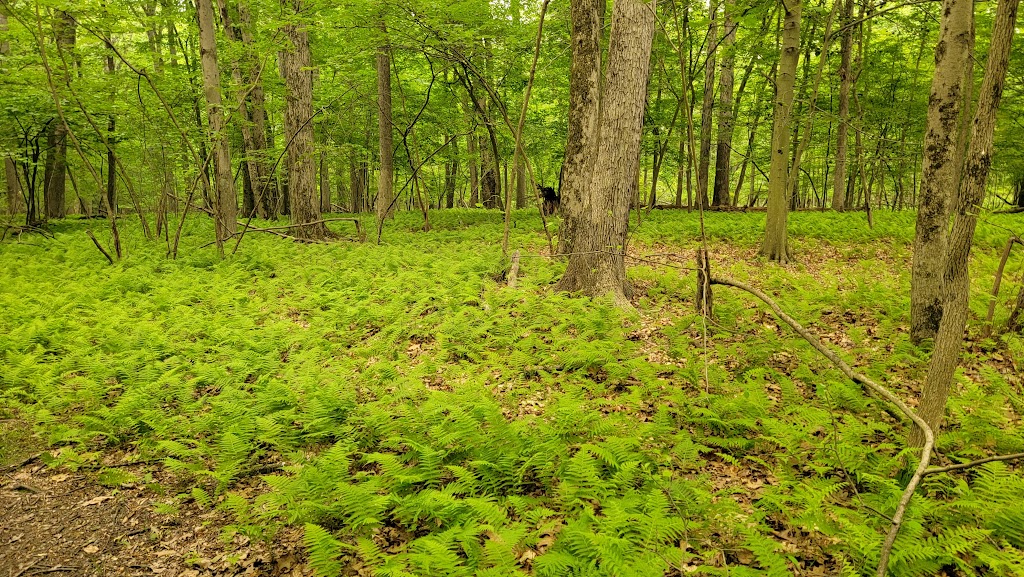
left=320, top=149, right=331, bottom=213
left=712, top=0, right=735, bottom=207
left=104, top=35, right=117, bottom=215
left=445, top=135, right=458, bottom=209
left=832, top=0, right=854, bottom=211
left=196, top=0, right=237, bottom=246
left=514, top=155, right=527, bottom=209
left=558, top=0, right=603, bottom=254
left=1, top=10, right=22, bottom=215
left=556, top=0, right=655, bottom=303
left=912, top=0, right=1018, bottom=445
left=675, top=136, right=685, bottom=207
left=697, top=0, right=719, bottom=209
left=760, top=0, right=801, bottom=263
left=45, top=10, right=76, bottom=221
left=376, top=24, right=395, bottom=222
left=236, top=1, right=278, bottom=218
left=280, top=0, right=326, bottom=238
left=910, top=0, right=974, bottom=342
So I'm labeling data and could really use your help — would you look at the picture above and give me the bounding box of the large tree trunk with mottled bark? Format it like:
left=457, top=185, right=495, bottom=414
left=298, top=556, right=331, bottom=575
left=197, top=0, right=237, bottom=245
left=555, top=0, right=655, bottom=303
left=280, top=0, right=326, bottom=239
left=912, top=0, right=1017, bottom=446
left=558, top=0, right=603, bottom=255
left=910, top=0, right=974, bottom=342
left=697, top=0, right=718, bottom=209
left=761, top=0, right=801, bottom=263
left=45, top=10, right=76, bottom=221
left=712, top=0, right=735, bottom=207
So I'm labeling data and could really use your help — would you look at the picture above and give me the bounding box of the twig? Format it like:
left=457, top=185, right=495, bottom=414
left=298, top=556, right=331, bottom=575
left=924, top=452, right=1024, bottom=476
left=707, top=275, right=933, bottom=577
left=85, top=230, right=115, bottom=265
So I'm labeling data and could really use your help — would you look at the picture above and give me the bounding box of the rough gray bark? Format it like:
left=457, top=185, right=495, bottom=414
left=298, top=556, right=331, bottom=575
left=555, top=0, right=655, bottom=303
left=281, top=0, right=327, bottom=238
left=910, top=0, right=974, bottom=342
left=197, top=0, right=237, bottom=245
left=1, top=10, right=21, bottom=215
left=697, top=0, right=719, bottom=209
left=45, top=10, right=76, bottom=220
left=558, top=0, right=603, bottom=254
left=760, top=0, right=801, bottom=263
left=832, top=0, right=854, bottom=211
left=712, top=0, right=735, bottom=207
left=912, top=0, right=1018, bottom=446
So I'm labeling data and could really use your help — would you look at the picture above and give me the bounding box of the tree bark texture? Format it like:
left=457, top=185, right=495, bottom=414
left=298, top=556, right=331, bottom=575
left=910, top=0, right=974, bottom=342
left=912, top=0, right=1018, bottom=446
left=712, top=0, right=735, bottom=207
left=281, top=0, right=327, bottom=239
left=376, top=26, right=395, bottom=222
left=1, top=10, right=22, bottom=215
left=196, top=0, right=237, bottom=243
left=555, top=0, right=655, bottom=303
left=45, top=10, right=76, bottom=220
left=558, top=0, right=603, bottom=255
left=832, top=0, right=855, bottom=211
left=760, top=0, right=801, bottom=263
left=697, top=0, right=719, bottom=209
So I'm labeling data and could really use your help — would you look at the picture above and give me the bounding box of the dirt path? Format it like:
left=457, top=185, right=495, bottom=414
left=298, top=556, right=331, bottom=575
left=0, top=422, right=312, bottom=577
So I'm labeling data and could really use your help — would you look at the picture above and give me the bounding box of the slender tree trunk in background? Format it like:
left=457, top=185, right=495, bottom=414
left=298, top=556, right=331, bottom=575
left=912, top=0, right=1018, bottom=446
left=45, top=10, right=75, bottom=221
left=481, top=132, right=499, bottom=209
left=350, top=152, right=367, bottom=213
left=197, top=0, right=238, bottom=245
left=761, top=0, right=801, bottom=263
left=556, top=0, right=655, bottom=303
left=320, top=149, right=331, bottom=213
left=697, top=0, right=718, bottom=209
left=559, top=0, right=603, bottom=254
left=468, top=129, right=479, bottom=206
left=1, top=10, right=22, bottom=215
left=104, top=36, right=117, bottom=215
left=675, top=136, right=685, bottom=207
left=376, top=24, right=395, bottom=222
left=712, top=0, right=735, bottom=207
left=910, top=0, right=974, bottom=342
left=832, top=0, right=854, bottom=211
left=515, top=155, right=527, bottom=208
left=445, top=134, right=458, bottom=209
left=281, top=0, right=326, bottom=239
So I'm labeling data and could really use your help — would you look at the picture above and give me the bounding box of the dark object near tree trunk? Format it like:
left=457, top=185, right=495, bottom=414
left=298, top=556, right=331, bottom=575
left=538, top=185, right=560, bottom=216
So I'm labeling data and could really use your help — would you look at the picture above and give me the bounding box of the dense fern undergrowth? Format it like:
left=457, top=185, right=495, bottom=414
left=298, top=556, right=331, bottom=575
left=2, top=210, right=1024, bottom=576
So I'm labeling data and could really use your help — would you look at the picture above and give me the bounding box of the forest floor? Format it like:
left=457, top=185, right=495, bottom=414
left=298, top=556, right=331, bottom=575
left=1, top=209, right=1023, bottom=577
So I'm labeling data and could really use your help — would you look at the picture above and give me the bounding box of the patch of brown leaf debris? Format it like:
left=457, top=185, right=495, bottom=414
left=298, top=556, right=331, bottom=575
left=0, top=428, right=312, bottom=577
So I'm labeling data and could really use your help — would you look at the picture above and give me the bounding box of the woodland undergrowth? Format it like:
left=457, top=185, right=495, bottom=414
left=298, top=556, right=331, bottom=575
left=1, top=210, right=1024, bottom=576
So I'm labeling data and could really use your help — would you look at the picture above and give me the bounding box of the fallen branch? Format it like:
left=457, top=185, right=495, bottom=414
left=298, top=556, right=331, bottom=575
left=924, top=452, right=1024, bottom=476
left=85, top=230, right=115, bottom=265
left=708, top=275, right=933, bottom=577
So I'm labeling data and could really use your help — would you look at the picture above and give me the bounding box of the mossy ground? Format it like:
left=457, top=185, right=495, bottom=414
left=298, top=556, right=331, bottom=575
left=1, top=209, right=1023, bottom=576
